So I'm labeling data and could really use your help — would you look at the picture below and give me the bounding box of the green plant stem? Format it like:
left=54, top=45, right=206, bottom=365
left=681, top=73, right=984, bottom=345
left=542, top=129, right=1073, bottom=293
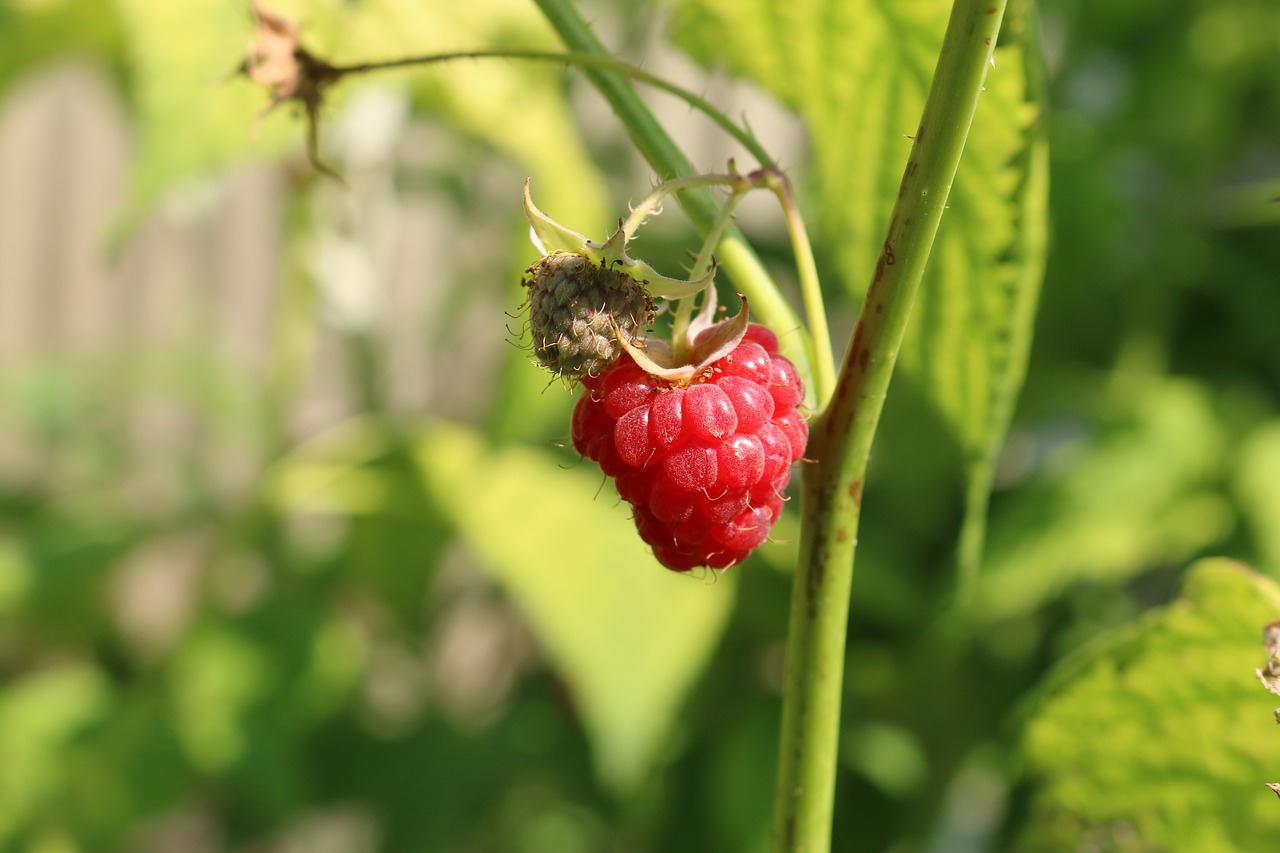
left=621, top=172, right=745, bottom=241
left=340, top=49, right=776, bottom=170
left=672, top=185, right=748, bottom=356
left=771, top=0, right=1009, bottom=850
left=760, top=171, right=836, bottom=405
left=627, top=166, right=837, bottom=402
left=531, top=0, right=819, bottom=390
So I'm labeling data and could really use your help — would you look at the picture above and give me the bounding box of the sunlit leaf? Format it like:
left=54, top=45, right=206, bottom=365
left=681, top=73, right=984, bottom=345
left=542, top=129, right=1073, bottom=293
left=266, top=417, right=454, bottom=617
left=167, top=627, right=274, bottom=773
left=670, top=0, right=1048, bottom=574
left=415, top=421, right=735, bottom=790
left=292, top=0, right=612, bottom=220
left=0, top=666, right=112, bottom=846
left=919, top=5, right=1050, bottom=579
left=671, top=0, right=952, bottom=284
left=1017, top=559, right=1280, bottom=851
left=0, top=0, right=126, bottom=97
left=267, top=417, right=398, bottom=515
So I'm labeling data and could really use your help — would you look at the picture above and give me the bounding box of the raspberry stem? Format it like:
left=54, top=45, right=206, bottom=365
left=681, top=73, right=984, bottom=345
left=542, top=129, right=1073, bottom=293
left=618, top=168, right=835, bottom=404
left=761, top=171, right=836, bottom=406
left=671, top=179, right=750, bottom=362
left=336, top=50, right=775, bottom=170
left=771, top=0, right=1011, bottom=849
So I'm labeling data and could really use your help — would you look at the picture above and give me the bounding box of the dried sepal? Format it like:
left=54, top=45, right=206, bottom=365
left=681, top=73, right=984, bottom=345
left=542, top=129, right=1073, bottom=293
left=1258, top=620, right=1280, bottom=701
left=1258, top=666, right=1280, bottom=699
left=240, top=1, right=342, bottom=178
left=523, top=179, right=590, bottom=255
left=687, top=294, right=751, bottom=366
left=617, top=334, right=676, bottom=379
left=617, top=295, right=750, bottom=384
left=686, top=269, right=721, bottom=341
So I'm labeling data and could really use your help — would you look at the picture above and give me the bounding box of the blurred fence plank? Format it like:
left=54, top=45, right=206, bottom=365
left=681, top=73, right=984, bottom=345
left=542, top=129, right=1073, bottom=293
left=0, top=55, right=803, bottom=510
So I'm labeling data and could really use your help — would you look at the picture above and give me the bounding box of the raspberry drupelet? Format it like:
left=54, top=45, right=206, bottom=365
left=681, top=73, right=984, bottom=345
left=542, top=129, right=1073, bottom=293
left=571, top=324, right=808, bottom=571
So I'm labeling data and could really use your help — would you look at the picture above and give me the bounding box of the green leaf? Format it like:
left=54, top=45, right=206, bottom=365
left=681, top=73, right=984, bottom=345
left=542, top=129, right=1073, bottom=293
left=670, top=0, right=1048, bottom=574
left=917, top=6, right=1050, bottom=581
left=671, top=0, right=952, bottom=283
left=0, top=537, right=33, bottom=616
left=167, top=627, right=275, bottom=774
left=1016, top=559, right=1280, bottom=851
left=0, top=0, right=126, bottom=97
left=0, top=666, right=113, bottom=846
left=973, top=378, right=1234, bottom=622
left=266, top=417, right=455, bottom=620
left=1234, top=422, right=1280, bottom=577
left=295, top=0, right=613, bottom=225
left=267, top=416, right=398, bottom=515
left=415, top=422, right=735, bottom=790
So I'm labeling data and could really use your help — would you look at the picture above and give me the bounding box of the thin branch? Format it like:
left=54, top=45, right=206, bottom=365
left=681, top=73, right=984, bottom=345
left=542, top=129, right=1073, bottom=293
left=336, top=49, right=777, bottom=170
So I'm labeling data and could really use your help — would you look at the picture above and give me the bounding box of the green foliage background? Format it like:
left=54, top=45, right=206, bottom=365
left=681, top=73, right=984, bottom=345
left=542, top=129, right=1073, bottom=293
left=1, top=0, right=1278, bottom=850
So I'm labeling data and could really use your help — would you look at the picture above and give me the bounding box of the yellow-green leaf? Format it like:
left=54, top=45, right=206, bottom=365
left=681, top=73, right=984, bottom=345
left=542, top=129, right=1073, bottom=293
left=0, top=666, right=112, bottom=846
left=0, top=0, right=125, bottom=96
left=416, top=422, right=735, bottom=790
left=1017, top=559, right=1280, bottom=851
left=111, top=0, right=299, bottom=205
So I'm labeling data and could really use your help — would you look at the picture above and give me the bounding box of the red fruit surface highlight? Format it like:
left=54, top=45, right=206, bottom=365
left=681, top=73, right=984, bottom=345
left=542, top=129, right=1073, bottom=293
left=649, top=388, right=685, bottom=450
left=715, top=434, right=765, bottom=491
left=664, top=444, right=718, bottom=493
left=774, top=410, right=810, bottom=461
left=741, top=324, right=780, bottom=353
left=604, top=365, right=658, bottom=418
left=717, top=375, right=774, bottom=434
left=767, top=356, right=805, bottom=411
left=715, top=505, right=774, bottom=552
left=684, top=384, right=738, bottom=441
left=716, top=341, right=773, bottom=385
left=570, top=323, right=809, bottom=571
left=613, top=406, right=654, bottom=468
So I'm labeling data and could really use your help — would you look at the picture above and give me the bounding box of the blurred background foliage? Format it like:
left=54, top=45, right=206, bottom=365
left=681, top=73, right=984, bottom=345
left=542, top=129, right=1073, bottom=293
left=0, top=0, right=1279, bottom=851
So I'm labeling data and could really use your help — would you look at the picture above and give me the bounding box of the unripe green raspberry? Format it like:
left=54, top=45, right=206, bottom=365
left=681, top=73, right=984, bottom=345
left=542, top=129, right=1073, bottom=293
left=523, top=252, right=655, bottom=381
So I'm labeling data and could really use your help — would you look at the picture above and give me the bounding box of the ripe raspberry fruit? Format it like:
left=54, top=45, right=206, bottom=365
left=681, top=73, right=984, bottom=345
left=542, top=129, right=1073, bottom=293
left=572, top=324, right=808, bottom=572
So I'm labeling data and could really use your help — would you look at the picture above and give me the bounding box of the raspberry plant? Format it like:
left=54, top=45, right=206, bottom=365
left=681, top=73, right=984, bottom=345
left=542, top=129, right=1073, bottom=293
left=3, top=1, right=1278, bottom=851
left=236, top=0, right=1027, bottom=848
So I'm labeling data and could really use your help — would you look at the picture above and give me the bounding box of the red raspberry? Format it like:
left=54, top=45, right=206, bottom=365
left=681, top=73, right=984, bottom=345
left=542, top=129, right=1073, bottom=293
left=571, top=324, right=808, bottom=571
